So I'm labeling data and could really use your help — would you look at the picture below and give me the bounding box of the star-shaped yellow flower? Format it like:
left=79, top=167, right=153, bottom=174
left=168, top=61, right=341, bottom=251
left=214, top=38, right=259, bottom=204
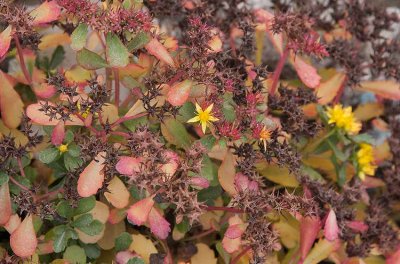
left=58, top=144, right=68, bottom=153
left=187, top=103, right=219, bottom=134
left=259, top=125, right=272, bottom=151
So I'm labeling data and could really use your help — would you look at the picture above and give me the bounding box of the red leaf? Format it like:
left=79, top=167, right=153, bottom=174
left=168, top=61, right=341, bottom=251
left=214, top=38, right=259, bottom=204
left=127, top=196, right=155, bottom=226
left=323, top=209, right=339, bottom=241
left=0, top=183, right=12, bottom=225
left=293, top=57, right=321, bottom=89
left=30, top=1, right=61, bottom=25
left=77, top=152, right=106, bottom=197
left=346, top=220, right=368, bottom=233
left=51, top=120, right=65, bottom=146
left=0, top=25, right=12, bottom=58
left=148, top=207, right=171, bottom=239
left=115, top=156, right=141, bottom=176
left=387, top=246, right=400, bottom=264
left=145, top=38, right=175, bottom=68
left=189, top=177, right=210, bottom=189
left=166, top=80, right=193, bottom=106
left=10, top=215, right=37, bottom=258
left=300, top=216, right=321, bottom=262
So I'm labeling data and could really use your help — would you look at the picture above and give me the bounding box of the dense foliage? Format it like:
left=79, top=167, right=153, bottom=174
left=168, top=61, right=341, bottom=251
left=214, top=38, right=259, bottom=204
left=0, top=0, right=400, bottom=263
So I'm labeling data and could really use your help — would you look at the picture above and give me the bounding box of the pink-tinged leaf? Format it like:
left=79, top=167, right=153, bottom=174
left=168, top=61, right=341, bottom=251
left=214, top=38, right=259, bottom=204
left=10, top=215, right=37, bottom=258
left=218, top=151, right=237, bottom=196
left=324, top=209, right=339, bottom=241
left=160, top=150, right=179, bottom=179
left=32, top=83, right=56, bottom=99
left=4, top=214, right=21, bottom=234
left=26, top=102, right=84, bottom=126
left=127, top=196, right=155, bottom=226
left=115, top=251, right=140, bottom=264
left=357, top=81, right=400, bottom=100
left=167, top=80, right=193, bottom=106
left=387, top=246, right=400, bottom=264
left=208, top=35, right=222, bottom=53
left=300, top=216, right=321, bottom=262
left=189, top=177, right=210, bottom=189
left=316, top=72, right=347, bottom=105
left=77, top=152, right=106, bottom=197
left=254, top=9, right=284, bottom=55
left=0, top=183, right=12, bottom=225
left=0, top=71, right=24, bottom=129
left=248, top=181, right=259, bottom=192
left=346, top=221, right=368, bottom=233
left=104, top=176, right=130, bottom=209
left=293, top=57, right=321, bottom=88
left=51, top=120, right=65, bottom=146
left=145, top=38, right=175, bottom=68
left=225, top=224, right=245, bottom=239
left=234, top=173, right=250, bottom=192
left=222, top=236, right=241, bottom=254
left=30, top=1, right=61, bottom=25
left=0, top=25, right=12, bottom=58
left=116, top=156, right=141, bottom=175
left=148, top=207, right=171, bottom=239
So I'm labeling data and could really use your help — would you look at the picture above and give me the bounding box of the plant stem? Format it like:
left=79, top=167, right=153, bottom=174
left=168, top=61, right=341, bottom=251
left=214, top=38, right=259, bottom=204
left=111, top=112, right=147, bottom=128
left=230, top=246, right=251, bottom=264
left=9, top=176, right=31, bottom=193
left=333, top=75, right=348, bottom=104
left=114, top=68, right=120, bottom=107
left=14, top=36, right=32, bottom=85
left=183, top=228, right=216, bottom=241
left=270, top=46, right=290, bottom=96
left=206, top=206, right=244, bottom=214
left=17, top=158, right=26, bottom=178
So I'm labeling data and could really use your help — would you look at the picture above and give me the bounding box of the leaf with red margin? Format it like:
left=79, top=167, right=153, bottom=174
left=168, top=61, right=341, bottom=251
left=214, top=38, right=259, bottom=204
left=222, top=215, right=245, bottom=253
left=0, top=71, right=24, bottom=129
left=357, top=81, right=400, bottom=99
left=387, top=246, right=400, bottom=264
left=218, top=151, right=237, bottom=196
left=300, top=216, right=321, bottom=262
left=292, top=56, right=321, bottom=89
left=115, top=156, right=141, bottom=176
left=10, top=215, right=38, bottom=258
left=127, top=196, right=155, bottom=226
left=167, top=80, right=193, bottom=106
left=323, top=209, right=339, bottom=241
left=30, top=1, right=61, bottom=25
left=77, top=152, right=106, bottom=197
left=145, top=38, right=176, bottom=68
left=0, top=182, right=11, bottom=225
left=0, top=25, right=12, bottom=58
left=189, top=177, right=210, bottom=189
left=160, top=150, right=179, bottom=179
left=302, top=239, right=340, bottom=264
left=51, top=120, right=65, bottom=146
left=316, top=72, right=347, bottom=104
left=26, top=101, right=84, bottom=126
left=104, top=176, right=130, bottom=209
left=148, top=207, right=171, bottom=239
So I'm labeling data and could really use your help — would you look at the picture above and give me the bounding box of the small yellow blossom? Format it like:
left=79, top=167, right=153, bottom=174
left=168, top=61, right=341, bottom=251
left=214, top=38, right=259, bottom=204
left=357, top=143, right=376, bottom=180
left=187, top=103, right=219, bottom=134
left=77, top=102, right=91, bottom=118
left=58, top=144, right=68, bottom=153
left=259, top=126, right=272, bottom=151
left=326, top=104, right=361, bottom=135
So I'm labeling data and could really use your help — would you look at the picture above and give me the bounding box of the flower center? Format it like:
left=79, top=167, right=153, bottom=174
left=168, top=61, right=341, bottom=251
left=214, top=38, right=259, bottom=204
left=199, top=111, right=210, bottom=122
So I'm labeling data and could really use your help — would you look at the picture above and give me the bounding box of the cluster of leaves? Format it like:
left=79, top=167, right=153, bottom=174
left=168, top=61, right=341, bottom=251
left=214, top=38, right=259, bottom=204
left=0, top=0, right=399, bottom=263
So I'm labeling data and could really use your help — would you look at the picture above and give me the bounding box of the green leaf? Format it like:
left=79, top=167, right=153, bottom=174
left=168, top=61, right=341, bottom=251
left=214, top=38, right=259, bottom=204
left=74, top=196, right=96, bottom=215
left=77, top=48, right=108, bottom=70
left=106, top=33, right=130, bottom=68
left=67, top=144, right=81, bottom=157
left=82, top=243, right=101, bottom=259
left=127, top=31, right=151, bottom=51
left=201, top=156, right=217, bottom=183
left=127, top=257, right=145, bottom=264
left=57, top=200, right=74, bottom=219
left=161, top=118, right=192, bottom=148
left=327, top=140, right=347, bottom=162
left=77, top=220, right=103, bottom=236
left=198, top=186, right=222, bottom=204
left=50, top=46, right=65, bottom=70
left=64, top=153, right=83, bottom=171
left=64, top=130, right=75, bottom=144
left=0, top=171, right=9, bottom=186
left=73, top=214, right=93, bottom=228
left=39, top=148, right=59, bottom=164
left=53, top=226, right=76, bottom=253
left=351, top=133, right=375, bottom=144
left=222, top=93, right=236, bottom=122
left=115, top=232, right=133, bottom=252
left=199, top=135, right=216, bottom=151
left=63, top=245, right=86, bottom=264
left=71, top=24, right=88, bottom=51
left=176, top=218, right=190, bottom=233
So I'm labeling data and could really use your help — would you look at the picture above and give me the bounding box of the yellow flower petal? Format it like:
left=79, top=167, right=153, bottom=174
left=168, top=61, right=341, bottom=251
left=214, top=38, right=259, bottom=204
left=187, top=116, right=200, bottom=123
left=201, top=121, right=207, bottom=134
left=204, top=103, right=214, bottom=114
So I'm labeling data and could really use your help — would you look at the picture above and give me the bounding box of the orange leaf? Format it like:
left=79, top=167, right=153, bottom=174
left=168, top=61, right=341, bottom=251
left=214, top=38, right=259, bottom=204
left=10, top=215, right=38, bottom=258
left=4, top=214, right=21, bottom=234
left=0, top=71, right=24, bottom=128
left=0, top=25, right=12, bottom=58
left=77, top=152, right=106, bottom=197
left=38, top=33, right=70, bottom=50
left=218, top=151, right=237, bottom=196
left=357, top=81, right=400, bottom=99
left=30, top=1, right=61, bottom=25
left=104, top=176, right=130, bottom=209
left=26, top=102, right=84, bottom=126
left=316, top=72, right=347, bottom=104
left=127, top=196, right=155, bottom=226
left=145, top=38, right=175, bottom=68
left=353, top=103, right=384, bottom=121
left=167, top=80, right=193, bottom=106
left=0, top=183, right=11, bottom=225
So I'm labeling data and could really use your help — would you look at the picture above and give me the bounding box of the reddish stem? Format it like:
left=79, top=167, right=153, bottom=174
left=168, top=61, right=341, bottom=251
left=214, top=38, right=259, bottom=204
left=110, top=131, right=130, bottom=138
left=114, top=68, right=120, bottom=107
left=111, top=112, right=147, bottom=128
left=333, top=75, right=349, bottom=104
left=17, top=158, right=26, bottom=178
left=36, top=188, right=64, bottom=201
left=183, top=228, right=216, bottom=241
left=230, top=246, right=252, bottom=264
left=14, top=36, right=32, bottom=85
left=9, top=176, right=31, bottom=193
left=167, top=70, right=185, bottom=86
left=206, top=206, right=244, bottom=214
left=270, top=47, right=290, bottom=96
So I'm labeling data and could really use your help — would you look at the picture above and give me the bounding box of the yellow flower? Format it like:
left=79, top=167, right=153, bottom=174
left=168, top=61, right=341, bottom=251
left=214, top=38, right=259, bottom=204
left=326, top=104, right=361, bottom=135
left=187, top=103, right=219, bottom=134
left=77, top=102, right=90, bottom=118
left=259, top=126, right=272, bottom=151
left=58, top=144, right=68, bottom=153
left=357, top=143, right=376, bottom=180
